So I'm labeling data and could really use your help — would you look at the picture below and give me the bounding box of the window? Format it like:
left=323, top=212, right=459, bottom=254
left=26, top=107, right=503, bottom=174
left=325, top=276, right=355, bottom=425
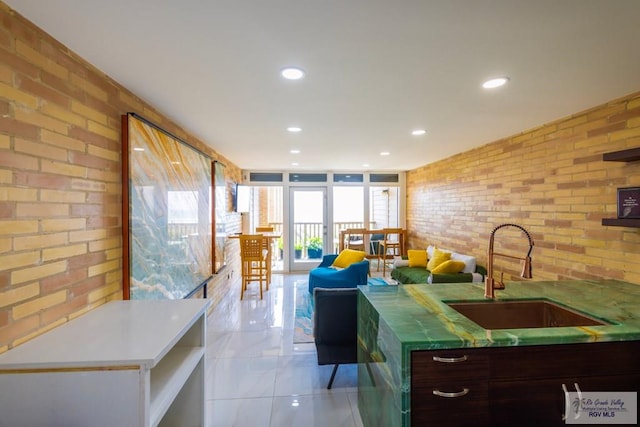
left=370, top=187, right=399, bottom=228
left=333, top=173, right=364, bottom=183
left=370, top=173, right=399, bottom=183
left=250, top=172, right=283, bottom=182
left=289, top=173, right=328, bottom=182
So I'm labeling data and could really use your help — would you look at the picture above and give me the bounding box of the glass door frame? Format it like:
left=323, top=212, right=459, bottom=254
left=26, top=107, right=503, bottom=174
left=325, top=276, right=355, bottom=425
left=288, top=186, right=328, bottom=272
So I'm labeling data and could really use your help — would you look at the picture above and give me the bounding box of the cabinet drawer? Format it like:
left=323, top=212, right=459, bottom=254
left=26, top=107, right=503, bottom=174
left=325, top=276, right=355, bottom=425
left=412, top=381, right=488, bottom=427
left=490, top=374, right=640, bottom=427
left=412, top=348, right=489, bottom=383
left=490, top=341, right=640, bottom=380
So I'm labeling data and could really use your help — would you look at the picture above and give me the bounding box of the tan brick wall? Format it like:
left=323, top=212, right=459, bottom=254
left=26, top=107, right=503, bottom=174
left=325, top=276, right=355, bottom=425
left=407, top=91, right=640, bottom=286
left=0, top=3, right=242, bottom=353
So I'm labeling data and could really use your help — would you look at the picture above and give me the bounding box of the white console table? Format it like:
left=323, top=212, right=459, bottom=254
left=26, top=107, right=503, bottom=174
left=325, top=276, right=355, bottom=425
left=0, top=299, right=210, bottom=427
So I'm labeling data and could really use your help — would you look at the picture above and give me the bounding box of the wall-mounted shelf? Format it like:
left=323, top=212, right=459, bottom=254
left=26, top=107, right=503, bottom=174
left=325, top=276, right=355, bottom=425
left=602, top=147, right=640, bottom=162
left=602, top=218, right=640, bottom=228
left=602, top=148, right=640, bottom=227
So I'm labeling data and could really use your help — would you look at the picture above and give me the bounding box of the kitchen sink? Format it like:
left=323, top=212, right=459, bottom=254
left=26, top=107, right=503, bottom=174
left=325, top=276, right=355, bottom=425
left=446, top=299, right=610, bottom=329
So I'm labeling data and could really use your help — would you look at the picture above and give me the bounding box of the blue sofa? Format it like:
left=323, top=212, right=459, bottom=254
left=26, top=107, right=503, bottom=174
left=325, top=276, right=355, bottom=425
left=308, top=254, right=370, bottom=293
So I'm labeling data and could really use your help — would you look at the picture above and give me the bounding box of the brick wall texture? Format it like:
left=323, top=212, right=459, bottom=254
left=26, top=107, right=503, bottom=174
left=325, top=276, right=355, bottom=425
left=407, top=91, right=640, bottom=285
left=0, top=3, right=241, bottom=353
left=2, top=2, right=640, bottom=353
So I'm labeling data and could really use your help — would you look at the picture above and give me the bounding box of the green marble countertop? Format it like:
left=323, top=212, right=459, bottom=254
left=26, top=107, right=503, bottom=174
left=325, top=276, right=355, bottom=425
left=358, top=279, right=640, bottom=350
left=357, top=279, right=640, bottom=427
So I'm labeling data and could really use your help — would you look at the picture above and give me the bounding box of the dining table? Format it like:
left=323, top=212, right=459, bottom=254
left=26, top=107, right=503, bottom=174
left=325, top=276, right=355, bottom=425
left=338, top=228, right=407, bottom=259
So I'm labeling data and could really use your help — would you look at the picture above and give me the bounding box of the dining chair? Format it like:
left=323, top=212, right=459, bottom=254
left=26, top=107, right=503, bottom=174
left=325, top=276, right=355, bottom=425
left=369, top=233, right=384, bottom=257
left=343, top=228, right=366, bottom=252
left=239, top=234, right=269, bottom=299
left=377, top=228, right=403, bottom=276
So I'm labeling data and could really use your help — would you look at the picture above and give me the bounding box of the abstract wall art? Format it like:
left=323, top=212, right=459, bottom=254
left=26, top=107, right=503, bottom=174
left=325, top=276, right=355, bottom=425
left=213, top=160, right=227, bottom=274
left=122, top=113, right=213, bottom=299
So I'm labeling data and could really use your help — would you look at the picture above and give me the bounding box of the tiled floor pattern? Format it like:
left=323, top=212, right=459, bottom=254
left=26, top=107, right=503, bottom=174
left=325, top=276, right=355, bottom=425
left=205, top=274, right=364, bottom=427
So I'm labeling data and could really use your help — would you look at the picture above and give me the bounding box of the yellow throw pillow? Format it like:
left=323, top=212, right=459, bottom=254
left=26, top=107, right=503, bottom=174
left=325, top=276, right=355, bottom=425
left=332, top=249, right=366, bottom=268
left=407, top=249, right=427, bottom=267
left=431, top=260, right=466, bottom=274
left=427, top=247, right=451, bottom=271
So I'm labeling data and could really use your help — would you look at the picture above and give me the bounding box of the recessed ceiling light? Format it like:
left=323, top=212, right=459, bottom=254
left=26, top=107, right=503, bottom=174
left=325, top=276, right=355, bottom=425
left=291, top=162, right=299, bottom=166
left=287, top=126, right=302, bottom=133
left=290, top=149, right=300, bottom=154
left=482, top=77, right=510, bottom=89
left=281, top=67, right=305, bottom=80
left=380, top=151, right=390, bottom=156
left=362, top=163, right=370, bottom=167
left=411, top=129, right=426, bottom=136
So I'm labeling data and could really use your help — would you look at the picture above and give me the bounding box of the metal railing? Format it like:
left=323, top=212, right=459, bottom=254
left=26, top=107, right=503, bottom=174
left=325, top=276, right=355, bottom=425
left=167, top=221, right=378, bottom=260
left=288, top=221, right=378, bottom=256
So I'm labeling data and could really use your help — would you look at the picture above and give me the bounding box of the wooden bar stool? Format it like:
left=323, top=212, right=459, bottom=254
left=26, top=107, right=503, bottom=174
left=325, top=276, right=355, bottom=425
left=239, top=234, right=269, bottom=299
left=255, top=226, right=274, bottom=284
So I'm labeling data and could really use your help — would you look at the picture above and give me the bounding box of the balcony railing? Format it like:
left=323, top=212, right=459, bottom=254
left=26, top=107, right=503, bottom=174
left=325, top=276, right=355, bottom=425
left=286, top=221, right=377, bottom=257
left=167, top=221, right=378, bottom=261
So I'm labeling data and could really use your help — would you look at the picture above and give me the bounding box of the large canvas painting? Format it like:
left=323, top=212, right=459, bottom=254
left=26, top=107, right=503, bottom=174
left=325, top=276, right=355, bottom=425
left=122, top=113, right=213, bottom=299
left=213, top=161, right=227, bottom=273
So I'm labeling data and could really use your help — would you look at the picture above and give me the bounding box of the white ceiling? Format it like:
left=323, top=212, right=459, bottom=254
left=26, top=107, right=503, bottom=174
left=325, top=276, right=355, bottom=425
left=7, top=0, right=640, bottom=172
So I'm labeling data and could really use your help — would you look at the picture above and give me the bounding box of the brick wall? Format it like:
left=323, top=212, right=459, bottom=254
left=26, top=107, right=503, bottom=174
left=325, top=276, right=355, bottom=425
left=407, top=91, right=640, bottom=285
left=0, top=3, right=241, bottom=353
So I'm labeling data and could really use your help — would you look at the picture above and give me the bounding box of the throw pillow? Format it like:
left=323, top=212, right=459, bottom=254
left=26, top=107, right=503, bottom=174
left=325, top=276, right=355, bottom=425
left=451, top=252, right=477, bottom=274
left=431, top=260, right=466, bottom=274
left=393, top=256, right=409, bottom=268
left=427, top=247, right=451, bottom=271
left=407, top=249, right=428, bottom=267
left=332, top=249, right=366, bottom=268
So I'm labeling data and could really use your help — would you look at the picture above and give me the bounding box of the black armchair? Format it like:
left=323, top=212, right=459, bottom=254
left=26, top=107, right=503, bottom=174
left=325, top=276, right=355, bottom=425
left=313, top=287, right=358, bottom=389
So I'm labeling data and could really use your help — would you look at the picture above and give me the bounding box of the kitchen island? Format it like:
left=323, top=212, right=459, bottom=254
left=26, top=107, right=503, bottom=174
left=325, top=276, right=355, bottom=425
left=357, top=280, right=640, bottom=426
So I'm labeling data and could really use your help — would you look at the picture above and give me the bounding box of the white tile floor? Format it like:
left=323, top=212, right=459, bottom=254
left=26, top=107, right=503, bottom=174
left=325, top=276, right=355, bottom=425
left=205, top=273, right=364, bottom=427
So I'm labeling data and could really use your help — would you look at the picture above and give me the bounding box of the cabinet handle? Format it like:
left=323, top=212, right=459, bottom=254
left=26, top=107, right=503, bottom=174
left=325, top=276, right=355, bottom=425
left=432, top=388, right=470, bottom=398
left=562, top=382, right=582, bottom=421
left=432, top=355, right=468, bottom=363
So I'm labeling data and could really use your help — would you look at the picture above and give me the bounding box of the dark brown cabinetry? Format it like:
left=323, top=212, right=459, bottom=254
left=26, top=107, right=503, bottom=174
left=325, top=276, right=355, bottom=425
left=412, top=341, right=640, bottom=427
left=412, top=348, right=489, bottom=426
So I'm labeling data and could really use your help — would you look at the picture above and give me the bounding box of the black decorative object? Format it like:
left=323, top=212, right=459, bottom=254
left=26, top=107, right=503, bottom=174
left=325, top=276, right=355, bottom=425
left=617, top=187, right=640, bottom=219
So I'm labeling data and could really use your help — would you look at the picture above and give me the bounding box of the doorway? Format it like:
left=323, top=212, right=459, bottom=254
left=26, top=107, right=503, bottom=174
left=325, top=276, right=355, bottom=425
left=289, top=187, right=327, bottom=271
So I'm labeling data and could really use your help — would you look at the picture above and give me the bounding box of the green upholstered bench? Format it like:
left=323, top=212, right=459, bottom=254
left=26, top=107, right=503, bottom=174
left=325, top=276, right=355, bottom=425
left=390, top=245, right=486, bottom=284
left=391, top=264, right=486, bottom=284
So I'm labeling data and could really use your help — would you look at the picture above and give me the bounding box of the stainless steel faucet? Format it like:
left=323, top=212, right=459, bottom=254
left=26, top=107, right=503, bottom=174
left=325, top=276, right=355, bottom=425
left=485, top=223, right=534, bottom=299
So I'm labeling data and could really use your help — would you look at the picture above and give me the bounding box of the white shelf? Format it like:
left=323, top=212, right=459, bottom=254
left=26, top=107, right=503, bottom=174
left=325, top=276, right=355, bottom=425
left=0, top=299, right=209, bottom=427
left=150, top=346, right=205, bottom=427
